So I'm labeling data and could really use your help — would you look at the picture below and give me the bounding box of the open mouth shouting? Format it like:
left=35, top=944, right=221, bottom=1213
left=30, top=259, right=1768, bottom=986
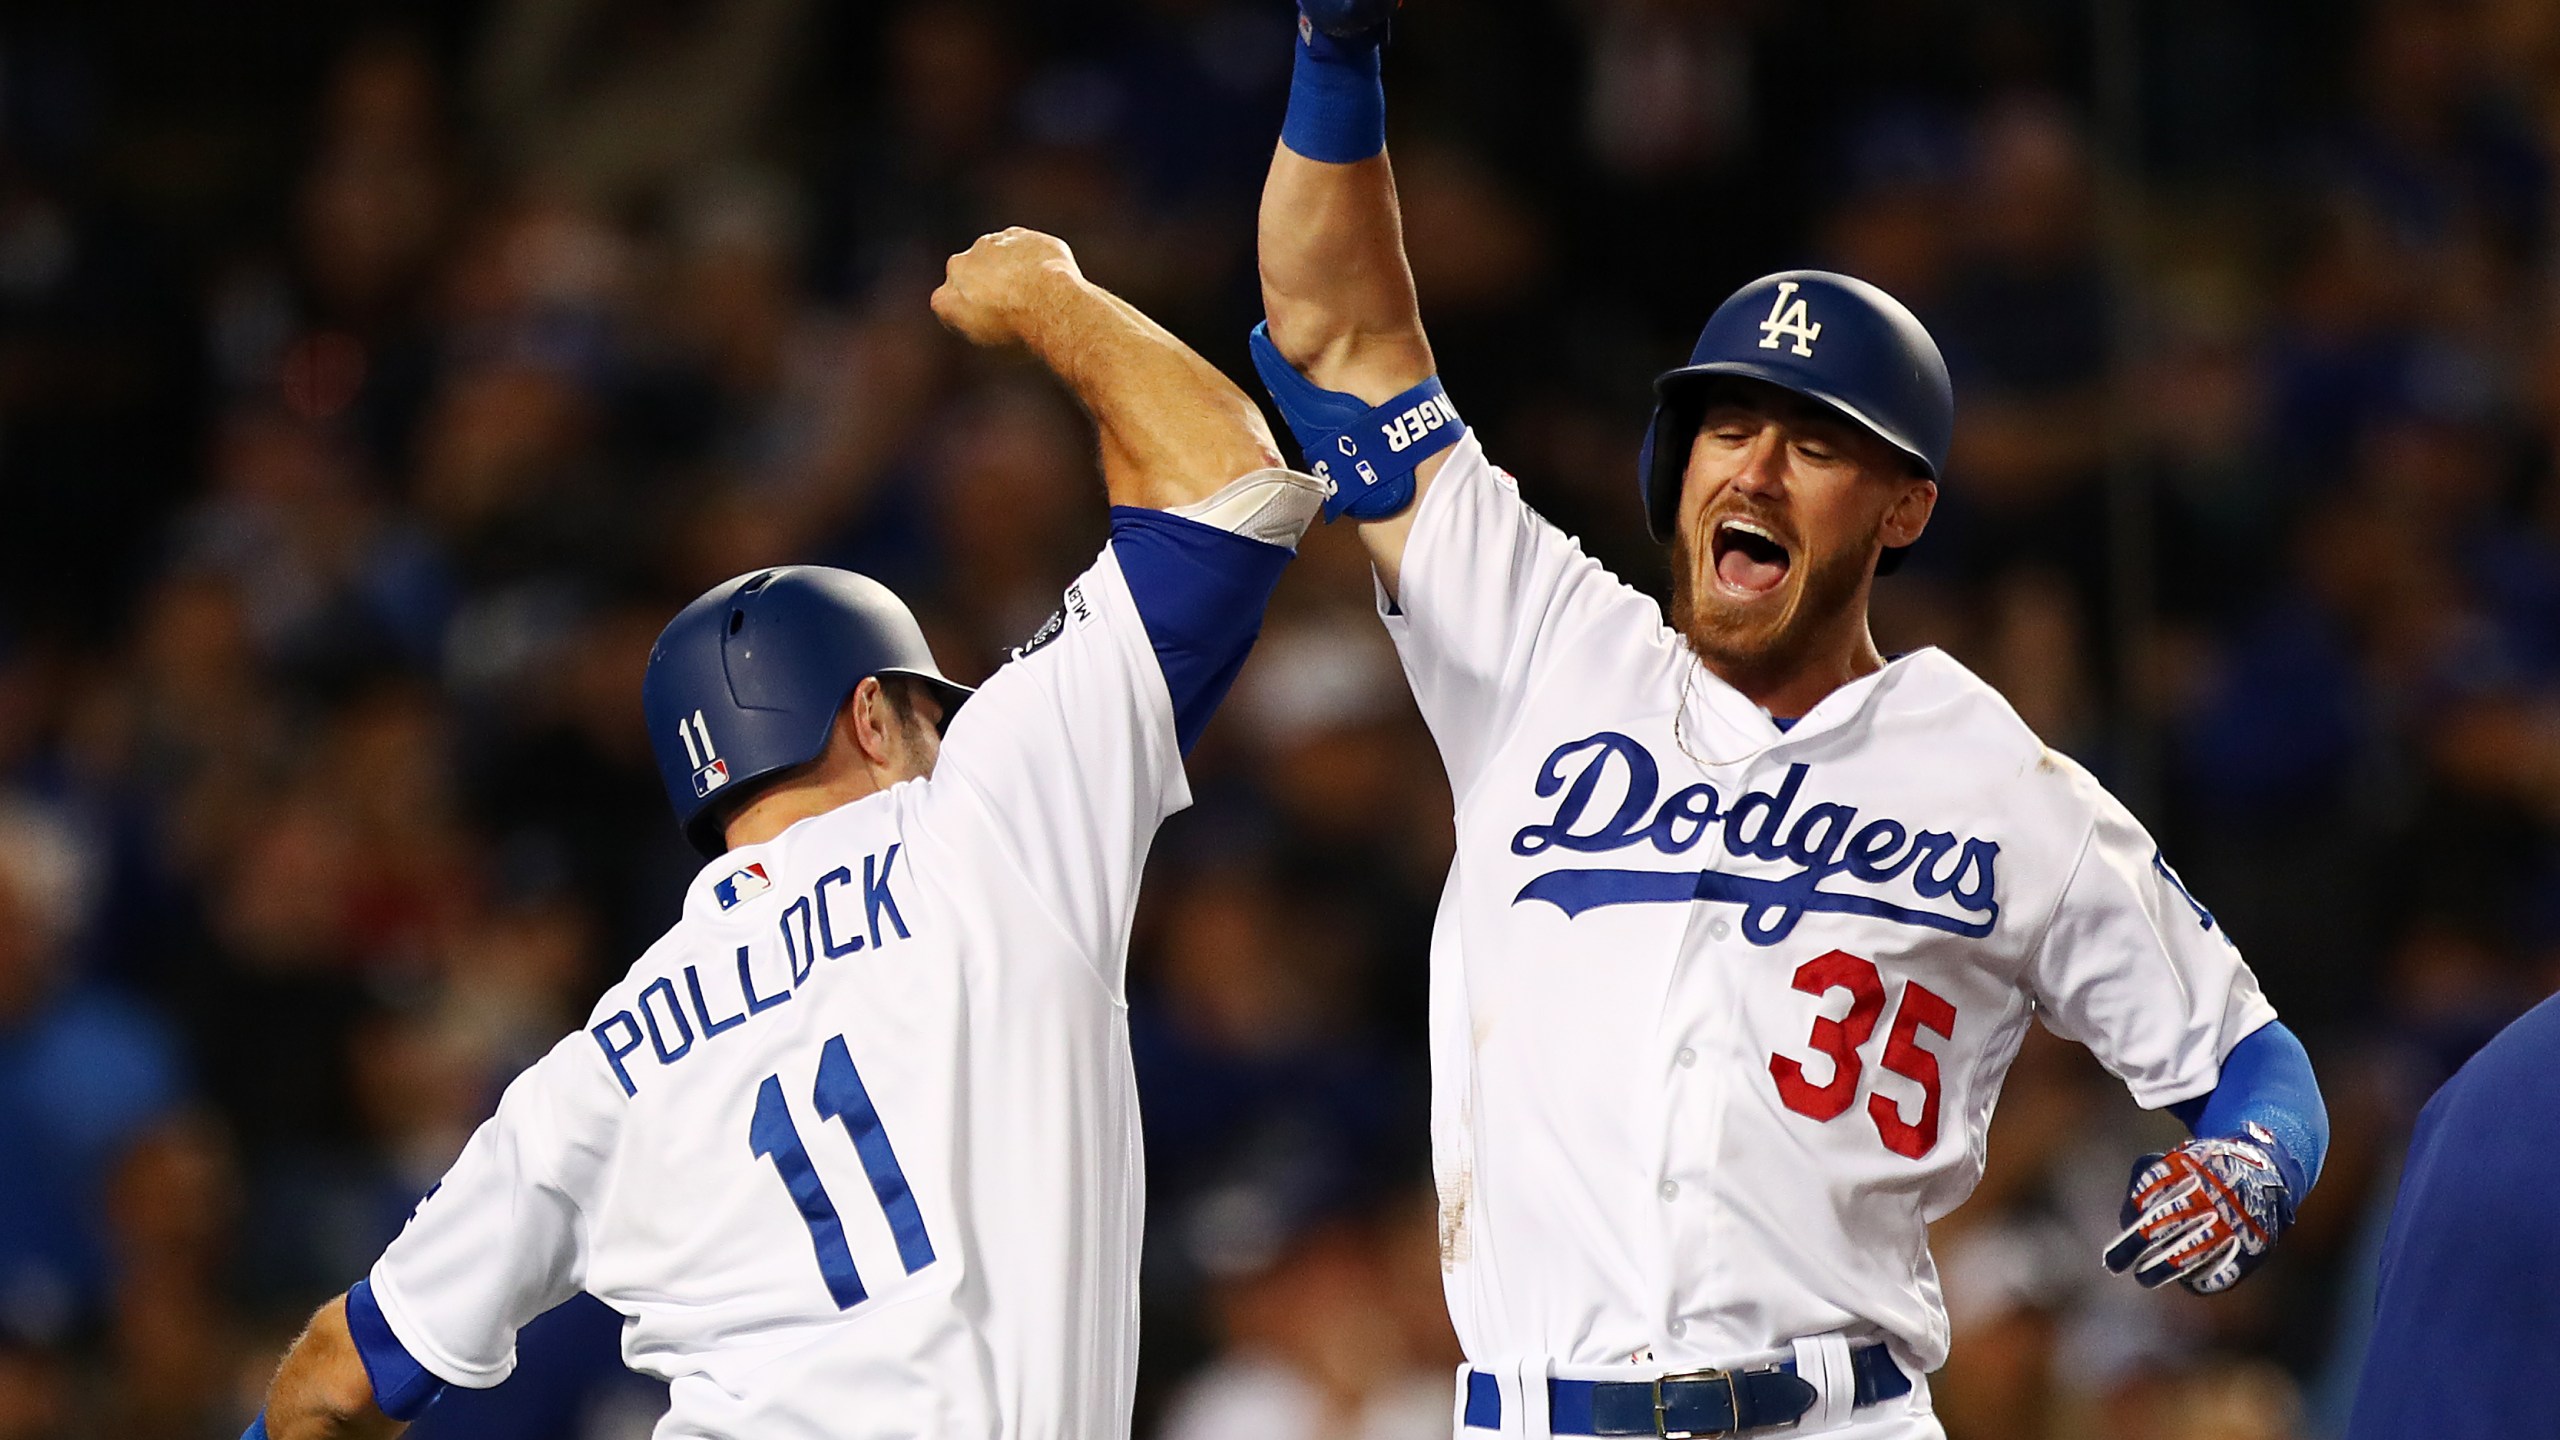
left=1710, top=516, right=1794, bottom=601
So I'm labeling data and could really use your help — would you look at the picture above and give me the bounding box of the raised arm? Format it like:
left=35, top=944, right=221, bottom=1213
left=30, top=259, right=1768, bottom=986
left=927, top=229, right=1320, bottom=969
left=1255, top=0, right=1457, bottom=595
left=930, top=228, right=1286, bottom=512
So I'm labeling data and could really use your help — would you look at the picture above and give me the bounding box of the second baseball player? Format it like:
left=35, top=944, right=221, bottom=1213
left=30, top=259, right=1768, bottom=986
left=242, top=229, right=1324, bottom=1440
left=1249, top=6, right=2332, bottom=1438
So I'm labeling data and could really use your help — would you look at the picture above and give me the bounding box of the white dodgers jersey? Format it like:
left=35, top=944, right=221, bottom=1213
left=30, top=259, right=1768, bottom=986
left=1384, top=437, right=2276, bottom=1389
left=367, top=546, right=1182, bottom=1439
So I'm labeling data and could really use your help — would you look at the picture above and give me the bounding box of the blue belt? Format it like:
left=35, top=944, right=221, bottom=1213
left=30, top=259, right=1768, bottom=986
left=1461, top=1344, right=1910, bottom=1436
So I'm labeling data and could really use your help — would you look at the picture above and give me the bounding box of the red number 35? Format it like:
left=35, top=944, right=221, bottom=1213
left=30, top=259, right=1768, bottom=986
left=1768, top=949, right=1958, bottom=1159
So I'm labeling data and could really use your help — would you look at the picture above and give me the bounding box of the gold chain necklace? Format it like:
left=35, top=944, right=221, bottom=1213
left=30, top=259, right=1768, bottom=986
left=1670, top=655, right=1778, bottom=771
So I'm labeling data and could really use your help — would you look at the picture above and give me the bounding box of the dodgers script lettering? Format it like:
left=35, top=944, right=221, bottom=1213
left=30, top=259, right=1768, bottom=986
left=1508, top=732, right=2000, bottom=944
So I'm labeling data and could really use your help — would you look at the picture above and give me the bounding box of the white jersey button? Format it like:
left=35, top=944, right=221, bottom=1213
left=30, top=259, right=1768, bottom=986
left=1707, top=918, right=1731, bottom=940
left=1667, top=1318, right=1687, bottom=1338
left=1675, top=1047, right=1698, bottom=1068
left=1659, top=1180, right=1680, bottom=1202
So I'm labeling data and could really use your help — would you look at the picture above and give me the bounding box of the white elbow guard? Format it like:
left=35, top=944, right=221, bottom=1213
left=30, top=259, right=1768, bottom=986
left=1166, top=467, right=1330, bottom=551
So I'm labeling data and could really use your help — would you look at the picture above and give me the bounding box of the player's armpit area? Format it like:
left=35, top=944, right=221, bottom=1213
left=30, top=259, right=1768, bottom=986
left=255, top=1293, right=409, bottom=1440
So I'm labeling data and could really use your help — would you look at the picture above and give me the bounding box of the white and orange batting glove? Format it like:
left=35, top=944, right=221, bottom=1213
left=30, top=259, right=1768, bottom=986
left=2101, top=1123, right=2294, bottom=1294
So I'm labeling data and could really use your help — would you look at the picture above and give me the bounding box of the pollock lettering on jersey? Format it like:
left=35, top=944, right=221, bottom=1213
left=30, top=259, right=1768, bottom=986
left=1376, top=433, right=2278, bottom=1422
left=588, top=844, right=913, bottom=1097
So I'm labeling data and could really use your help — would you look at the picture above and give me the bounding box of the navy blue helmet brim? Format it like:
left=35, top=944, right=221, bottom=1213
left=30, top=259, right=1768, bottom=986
left=1651, top=361, right=1941, bottom=481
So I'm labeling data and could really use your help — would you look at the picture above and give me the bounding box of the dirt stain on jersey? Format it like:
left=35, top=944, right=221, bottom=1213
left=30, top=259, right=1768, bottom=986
left=1438, top=1153, right=1474, bottom=1272
left=1440, top=1096, right=1476, bottom=1272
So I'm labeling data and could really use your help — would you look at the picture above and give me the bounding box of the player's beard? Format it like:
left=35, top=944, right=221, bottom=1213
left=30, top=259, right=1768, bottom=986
left=1668, top=514, right=1877, bottom=689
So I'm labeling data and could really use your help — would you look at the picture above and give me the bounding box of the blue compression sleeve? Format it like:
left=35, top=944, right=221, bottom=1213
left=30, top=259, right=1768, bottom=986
left=1281, top=18, right=1386, bottom=163
left=2168, top=1020, right=2328, bottom=1199
left=1108, top=507, right=1292, bottom=754
left=345, top=1278, right=450, bottom=1421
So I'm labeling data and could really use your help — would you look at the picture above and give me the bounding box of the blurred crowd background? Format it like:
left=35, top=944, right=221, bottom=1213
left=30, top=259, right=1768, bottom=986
left=0, top=0, right=2556, bottom=1436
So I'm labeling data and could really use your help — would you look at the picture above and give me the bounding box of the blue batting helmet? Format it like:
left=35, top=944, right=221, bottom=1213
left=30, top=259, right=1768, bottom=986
left=1637, top=270, right=1952, bottom=570
left=642, top=567, right=973, bottom=858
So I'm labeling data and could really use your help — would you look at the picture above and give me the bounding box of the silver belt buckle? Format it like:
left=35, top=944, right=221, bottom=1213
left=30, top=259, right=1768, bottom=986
left=1651, top=1366, right=1730, bottom=1440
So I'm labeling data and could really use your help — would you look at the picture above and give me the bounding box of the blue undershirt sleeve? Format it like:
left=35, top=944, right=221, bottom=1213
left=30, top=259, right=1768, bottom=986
left=2168, top=1019, right=2328, bottom=1198
left=345, top=1278, right=450, bottom=1422
left=1106, top=506, right=1294, bottom=754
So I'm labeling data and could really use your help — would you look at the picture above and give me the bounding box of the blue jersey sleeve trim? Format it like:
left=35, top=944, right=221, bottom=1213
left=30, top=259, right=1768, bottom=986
left=1107, top=507, right=1292, bottom=754
left=345, top=1278, right=451, bottom=1421
left=2172, top=1019, right=2328, bottom=1200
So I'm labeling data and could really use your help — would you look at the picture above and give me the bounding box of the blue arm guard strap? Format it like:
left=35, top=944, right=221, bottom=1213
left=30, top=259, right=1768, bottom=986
left=2168, top=1020, right=2329, bottom=1202
left=345, top=1278, right=450, bottom=1421
left=1109, top=507, right=1293, bottom=753
left=1248, top=322, right=1464, bottom=522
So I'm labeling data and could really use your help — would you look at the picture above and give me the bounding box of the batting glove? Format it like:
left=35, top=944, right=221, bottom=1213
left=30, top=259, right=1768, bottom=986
left=2101, top=1124, right=2293, bottom=1294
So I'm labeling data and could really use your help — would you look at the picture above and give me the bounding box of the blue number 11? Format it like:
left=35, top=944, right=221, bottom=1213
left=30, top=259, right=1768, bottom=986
left=747, top=1034, right=937, bottom=1310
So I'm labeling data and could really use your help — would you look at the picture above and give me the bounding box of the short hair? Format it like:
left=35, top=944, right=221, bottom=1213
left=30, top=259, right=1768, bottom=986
left=701, top=675, right=942, bottom=841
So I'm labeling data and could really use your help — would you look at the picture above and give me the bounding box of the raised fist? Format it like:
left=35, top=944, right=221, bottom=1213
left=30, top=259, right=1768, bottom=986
left=930, top=228, right=1082, bottom=349
left=2102, top=1127, right=2294, bottom=1295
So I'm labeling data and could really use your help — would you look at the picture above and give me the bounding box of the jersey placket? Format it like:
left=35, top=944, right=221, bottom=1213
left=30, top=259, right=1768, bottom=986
left=1652, top=712, right=1787, bottom=1360
left=1650, top=831, right=1723, bottom=1355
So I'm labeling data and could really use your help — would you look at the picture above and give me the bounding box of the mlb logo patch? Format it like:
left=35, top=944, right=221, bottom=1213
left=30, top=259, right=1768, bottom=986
left=714, top=863, right=772, bottom=910
left=692, top=758, right=731, bottom=797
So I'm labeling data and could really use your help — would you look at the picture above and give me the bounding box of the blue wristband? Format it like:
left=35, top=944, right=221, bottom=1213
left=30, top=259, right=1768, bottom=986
left=1280, top=14, right=1387, bottom=164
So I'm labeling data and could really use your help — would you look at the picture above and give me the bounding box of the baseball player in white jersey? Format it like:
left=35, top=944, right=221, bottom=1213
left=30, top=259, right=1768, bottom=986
left=242, top=227, right=1328, bottom=1440
left=1249, top=6, right=2332, bottom=1438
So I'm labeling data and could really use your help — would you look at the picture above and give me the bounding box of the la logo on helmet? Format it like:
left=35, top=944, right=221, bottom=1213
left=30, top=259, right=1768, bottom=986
left=1757, top=281, right=1822, bottom=357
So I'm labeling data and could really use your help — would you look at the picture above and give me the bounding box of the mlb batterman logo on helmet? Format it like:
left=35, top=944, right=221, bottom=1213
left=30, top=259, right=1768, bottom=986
left=1637, top=270, right=1955, bottom=569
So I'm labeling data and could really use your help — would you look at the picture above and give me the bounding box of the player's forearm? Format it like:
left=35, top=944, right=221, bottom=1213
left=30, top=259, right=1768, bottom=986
left=259, top=1297, right=405, bottom=1440
left=1015, top=271, right=1284, bottom=512
left=1258, top=145, right=1435, bottom=401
